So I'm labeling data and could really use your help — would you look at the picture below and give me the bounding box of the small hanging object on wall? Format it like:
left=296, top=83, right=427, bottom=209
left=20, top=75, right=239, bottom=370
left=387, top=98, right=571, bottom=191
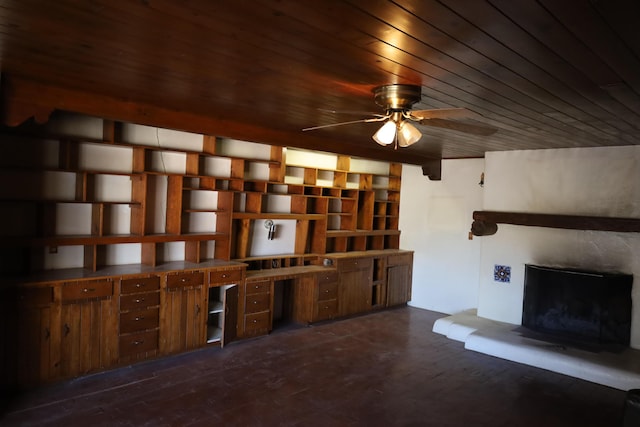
left=264, top=219, right=277, bottom=240
left=470, top=220, right=498, bottom=237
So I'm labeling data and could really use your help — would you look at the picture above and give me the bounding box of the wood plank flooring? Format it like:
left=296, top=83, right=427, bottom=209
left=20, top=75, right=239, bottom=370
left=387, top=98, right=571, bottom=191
left=1, top=307, right=626, bottom=426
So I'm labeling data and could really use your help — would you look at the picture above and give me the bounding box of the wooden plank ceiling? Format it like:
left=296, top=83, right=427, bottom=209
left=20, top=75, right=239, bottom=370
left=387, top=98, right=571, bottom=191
left=1, top=0, right=639, bottom=166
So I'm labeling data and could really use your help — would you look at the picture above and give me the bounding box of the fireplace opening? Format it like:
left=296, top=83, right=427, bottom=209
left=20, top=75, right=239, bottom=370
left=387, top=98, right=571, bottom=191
left=522, top=264, right=633, bottom=352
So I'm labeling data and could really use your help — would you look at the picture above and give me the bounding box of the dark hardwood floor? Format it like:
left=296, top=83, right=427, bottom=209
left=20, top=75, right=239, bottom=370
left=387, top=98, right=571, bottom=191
left=1, top=307, right=626, bottom=426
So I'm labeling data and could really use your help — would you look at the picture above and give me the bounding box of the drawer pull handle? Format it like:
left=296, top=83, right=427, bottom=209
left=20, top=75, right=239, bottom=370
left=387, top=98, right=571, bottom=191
left=83, top=288, right=96, bottom=293
left=64, top=323, right=70, bottom=337
left=135, top=316, right=144, bottom=321
left=253, top=319, right=258, bottom=323
left=135, top=283, right=143, bottom=288
left=133, top=340, right=144, bottom=345
left=222, top=274, right=228, bottom=278
left=134, top=298, right=144, bottom=303
left=181, top=278, right=187, bottom=283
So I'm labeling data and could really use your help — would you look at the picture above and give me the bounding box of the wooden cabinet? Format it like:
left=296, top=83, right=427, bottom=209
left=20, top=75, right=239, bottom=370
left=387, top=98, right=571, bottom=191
left=0, top=115, right=413, bottom=388
left=58, top=279, right=118, bottom=378
left=386, top=253, right=413, bottom=307
left=291, top=270, right=339, bottom=323
left=12, top=285, right=59, bottom=387
left=315, top=271, right=339, bottom=321
left=240, top=278, right=273, bottom=337
left=207, top=268, right=243, bottom=347
left=336, top=257, right=373, bottom=317
left=118, top=275, right=161, bottom=362
left=160, top=271, right=206, bottom=354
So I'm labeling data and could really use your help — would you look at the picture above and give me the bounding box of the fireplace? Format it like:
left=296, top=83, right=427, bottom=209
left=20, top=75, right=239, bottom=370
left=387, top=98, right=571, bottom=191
left=522, top=264, right=633, bottom=351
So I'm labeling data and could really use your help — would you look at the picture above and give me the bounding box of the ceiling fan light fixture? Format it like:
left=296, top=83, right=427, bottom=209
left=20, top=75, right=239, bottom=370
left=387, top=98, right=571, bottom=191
left=397, top=121, right=422, bottom=147
left=372, top=120, right=397, bottom=146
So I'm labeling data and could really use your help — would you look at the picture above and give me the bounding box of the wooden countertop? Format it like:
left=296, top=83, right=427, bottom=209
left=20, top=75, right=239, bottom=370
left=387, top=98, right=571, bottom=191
left=245, top=265, right=335, bottom=281
left=5, top=259, right=247, bottom=285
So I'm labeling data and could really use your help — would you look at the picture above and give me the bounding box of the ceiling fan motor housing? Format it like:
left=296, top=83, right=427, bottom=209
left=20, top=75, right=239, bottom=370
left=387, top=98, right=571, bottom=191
left=373, top=84, right=422, bottom=111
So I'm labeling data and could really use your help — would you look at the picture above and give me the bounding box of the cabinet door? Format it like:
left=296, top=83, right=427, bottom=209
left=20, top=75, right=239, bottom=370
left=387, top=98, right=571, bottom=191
left=160, top=283, right=206, bottom=354
left=221, top=285, right=238, bottom=347
left=12, top=286, right=59, bottom=386
left=59, top=293, right=118, bottom=378
left=338, top=264, right=372, bottom=317
left=386, top=264, right=412, bottom=306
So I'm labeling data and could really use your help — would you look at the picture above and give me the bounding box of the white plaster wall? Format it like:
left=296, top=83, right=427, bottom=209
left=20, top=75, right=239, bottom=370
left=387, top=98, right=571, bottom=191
left=477, top=146, right=640, bottom=348
left=400, top=160, right=484, bottom=314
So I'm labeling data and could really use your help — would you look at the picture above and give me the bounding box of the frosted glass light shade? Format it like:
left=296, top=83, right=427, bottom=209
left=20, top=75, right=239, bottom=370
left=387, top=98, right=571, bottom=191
left=372, top=121, right=397, bottom=146
left=397, top=121, right=422, bottom=147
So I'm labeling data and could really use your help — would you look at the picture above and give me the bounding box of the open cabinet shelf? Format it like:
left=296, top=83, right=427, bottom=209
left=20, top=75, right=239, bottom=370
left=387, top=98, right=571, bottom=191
left=0, top=115, right=403, bottom=276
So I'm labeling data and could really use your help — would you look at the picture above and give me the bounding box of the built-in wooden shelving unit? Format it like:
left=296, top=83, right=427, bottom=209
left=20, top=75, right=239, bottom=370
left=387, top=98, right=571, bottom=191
left=0, top=114, right=402, bottom=276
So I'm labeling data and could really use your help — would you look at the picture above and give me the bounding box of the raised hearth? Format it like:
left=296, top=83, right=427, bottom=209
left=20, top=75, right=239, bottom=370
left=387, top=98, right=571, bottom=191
left=433, top=309, right=640, bottom=391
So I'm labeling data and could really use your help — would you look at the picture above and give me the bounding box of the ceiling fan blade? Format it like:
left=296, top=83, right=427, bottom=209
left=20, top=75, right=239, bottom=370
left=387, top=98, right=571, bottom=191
left=409, top=107, right=478, bottom=120
left=419, top=118, right=498, bottom=136
left=319, top=108, right=387, bottom=117
left=302, top=116, right=388, bottom=131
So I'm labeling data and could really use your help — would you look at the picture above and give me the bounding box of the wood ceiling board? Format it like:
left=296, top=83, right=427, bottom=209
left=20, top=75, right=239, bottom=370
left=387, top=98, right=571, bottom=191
left=1, top=0, right=639, bottom=165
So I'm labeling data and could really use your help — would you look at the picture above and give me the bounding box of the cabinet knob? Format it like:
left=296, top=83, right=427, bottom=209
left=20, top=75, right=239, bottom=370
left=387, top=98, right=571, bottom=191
left=181, top=278, right=187, bottom=283
left=133, top=340, right=144, bottom=345
left=134, top=298, right=144, bottom=303
left=253, top=319, right=258, bottom=323
left=83, top=288, right=96, bottom=293
left=135, top=316, right=144, bottom=321
left=222, top=274, right=228, bottom=278
left=135, top=283, right=144, bottom=288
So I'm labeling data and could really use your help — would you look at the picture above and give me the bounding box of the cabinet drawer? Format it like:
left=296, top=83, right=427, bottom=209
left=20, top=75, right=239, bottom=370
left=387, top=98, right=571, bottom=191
left=244, top=292, right=270, bottom=314
left=209, top=269, right=243, bottom=285
left=120, top=307, right=160, bottom=334
left=318, top=281, right=338, bottom=301
left=120, top=291, right=160, bottom=311
left=315, top=299, right=338, bottom=321
left=245, top=280, right=271, bottom=295
left=387, top=253, right=412, bottom=266
left=61, top=280, right=113, bottom=302
left=17, top=286, right=53, bottom=307
left=244, top=311, right=270, bottom=332
left=119, top=329, right=159, bottom=357
left=167, top=271, right=204, bottom=289
left=338, top=257, right=372, bottom=272
left=121, top=276, right=160, bottom=294
left=317, top=271, right=338, bottom=285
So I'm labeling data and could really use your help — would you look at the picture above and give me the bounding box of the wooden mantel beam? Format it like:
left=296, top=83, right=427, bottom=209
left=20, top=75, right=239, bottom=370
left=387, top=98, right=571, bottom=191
left=472, top=211, right=640, bottom=234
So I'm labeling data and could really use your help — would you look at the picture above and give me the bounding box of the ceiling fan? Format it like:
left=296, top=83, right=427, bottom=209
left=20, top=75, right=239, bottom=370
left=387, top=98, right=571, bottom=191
left=303, top=84, right=497, bottom=149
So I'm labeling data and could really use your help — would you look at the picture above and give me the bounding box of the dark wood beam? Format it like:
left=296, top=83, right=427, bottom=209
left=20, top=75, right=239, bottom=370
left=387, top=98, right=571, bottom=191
left=472, top=211, right=640, bottom=233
